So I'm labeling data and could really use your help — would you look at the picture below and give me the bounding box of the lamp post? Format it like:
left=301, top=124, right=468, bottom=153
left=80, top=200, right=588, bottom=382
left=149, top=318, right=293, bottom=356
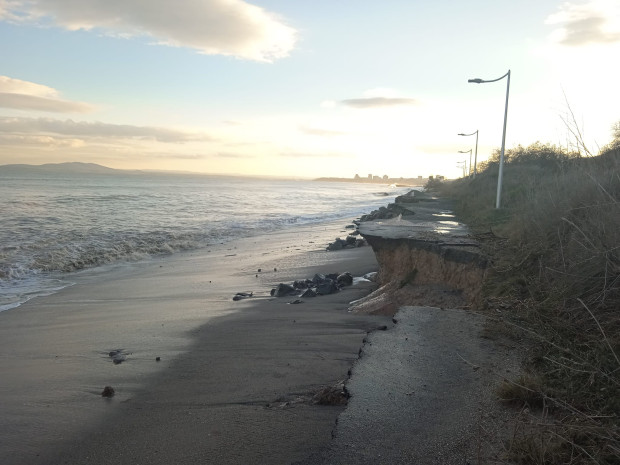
left=456, top=160, right=467, bottom=178
left=458, top=149, right=473, bottom=176
left=458, top=130, right=479, bottom=178
left=468, top=70, right=510, bottom=208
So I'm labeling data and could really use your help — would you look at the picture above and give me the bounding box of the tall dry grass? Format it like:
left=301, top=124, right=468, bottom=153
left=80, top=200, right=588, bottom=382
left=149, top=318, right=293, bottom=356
left=436, top=143, right=620, bottom=464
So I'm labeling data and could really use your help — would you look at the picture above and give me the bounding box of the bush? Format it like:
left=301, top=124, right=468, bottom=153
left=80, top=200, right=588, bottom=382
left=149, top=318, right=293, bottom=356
left=438, top=143, right=620, bottom=464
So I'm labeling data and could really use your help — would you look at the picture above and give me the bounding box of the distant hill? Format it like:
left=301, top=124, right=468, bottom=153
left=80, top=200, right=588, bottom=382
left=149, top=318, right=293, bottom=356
left=0, top=162, right=123, bottom=176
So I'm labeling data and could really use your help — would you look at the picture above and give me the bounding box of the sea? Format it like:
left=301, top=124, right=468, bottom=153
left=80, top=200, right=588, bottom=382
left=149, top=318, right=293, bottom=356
left=0, top=170, right=411, bottom=312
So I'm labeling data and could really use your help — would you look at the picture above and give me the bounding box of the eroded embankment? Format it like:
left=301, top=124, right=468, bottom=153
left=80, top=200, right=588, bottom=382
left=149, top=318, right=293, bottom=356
left=351, top=228, right=487, bottom=315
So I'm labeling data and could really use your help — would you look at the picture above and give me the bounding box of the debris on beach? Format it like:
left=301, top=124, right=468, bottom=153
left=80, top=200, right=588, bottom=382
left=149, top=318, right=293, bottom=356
left=101, top=386, right=115, bottom=398
left=232, top=291, right=253, bottom=301
left=271, top=271, right=358, bottom=299
left=312, top=381, right=349, bottom=406
left=326, top=234, right=366, bottom=251
left=108, top=349, right=128, bottom=365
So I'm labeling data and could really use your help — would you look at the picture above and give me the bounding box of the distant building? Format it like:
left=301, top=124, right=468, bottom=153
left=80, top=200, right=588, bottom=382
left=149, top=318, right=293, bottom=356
left=368, top=174, right=372, bottom=180
left=382, top=175, right=389, bottom=181
left=354, top=174, right=360, bottom=180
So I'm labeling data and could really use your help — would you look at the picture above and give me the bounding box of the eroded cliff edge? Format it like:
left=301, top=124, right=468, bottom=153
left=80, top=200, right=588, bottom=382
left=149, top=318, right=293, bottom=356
left=351, top=190, right=487, bottom=314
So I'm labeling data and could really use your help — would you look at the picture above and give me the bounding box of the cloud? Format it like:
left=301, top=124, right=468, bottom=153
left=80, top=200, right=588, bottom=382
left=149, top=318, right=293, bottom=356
left=340, top=97, right=417, bottom=109
left=0, top=0, right=297, bottom=62
left=0, top=116, right=213, bottom=143
left=299, top=125, right=347, bottom=137
left=0, top=76, right=94, bottom=113
left=213, top=152, right=254, bottom=159
left=546, top=0, right=620, bottom=46
left=279, top=151, right=353, bottom=159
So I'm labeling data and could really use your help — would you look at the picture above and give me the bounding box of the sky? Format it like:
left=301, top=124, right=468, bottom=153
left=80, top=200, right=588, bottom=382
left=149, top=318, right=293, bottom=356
left=0, top=0, right=619, bottom=179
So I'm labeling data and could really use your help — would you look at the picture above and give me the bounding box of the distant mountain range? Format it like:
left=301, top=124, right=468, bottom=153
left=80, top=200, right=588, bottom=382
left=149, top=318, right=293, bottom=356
left=0, top=162, right=122, bottom=175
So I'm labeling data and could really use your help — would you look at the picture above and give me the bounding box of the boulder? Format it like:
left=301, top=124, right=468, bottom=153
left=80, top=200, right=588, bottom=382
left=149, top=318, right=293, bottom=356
left=337, top=272, right=353, bottom=286
left=316, top=279, right=339, bottom=295
left=300, top=288, right=317, bottom=298
left=273, top=283, right=297, bottom=297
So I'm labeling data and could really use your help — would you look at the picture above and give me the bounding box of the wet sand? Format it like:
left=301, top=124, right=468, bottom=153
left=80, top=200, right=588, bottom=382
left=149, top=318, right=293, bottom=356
left=0, top=219, right=387, bottom=465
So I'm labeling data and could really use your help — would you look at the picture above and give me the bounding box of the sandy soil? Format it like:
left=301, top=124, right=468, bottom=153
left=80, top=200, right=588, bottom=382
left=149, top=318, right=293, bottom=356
left=0, top=219, right=388, bottom=465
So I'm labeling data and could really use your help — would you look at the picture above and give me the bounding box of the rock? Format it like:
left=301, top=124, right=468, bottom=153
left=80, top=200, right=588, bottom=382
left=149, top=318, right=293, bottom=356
left=313, top=383, right=349, bottom=406
left=326, top=239, right=344, bottom=251
left=345, top=235, right=356, bottom=245
left=232, top=292, right=253, bottom=301
left=355, top=238, right=367, bottom=247
left=300, top=288, right=317, bottom=298
left=101, top=386, right=115, bottom=398
left=345, top=224, right=356, bottom=229
left=288, top=299, right=303, bottom=304
left=156, top=357, right=161, bottom=361
left=395, top=191, right=418, bottom=203
left=293, top=280, right=309, bottom=289
left=312, top=273, right=326, bottom=284
left=273, top=283, right=297, bottom=297
left=337, top=272, right=353, bottom=286
left=109, top=349, right=127, bottom=365
left=316, top=279, right=339, bottom=295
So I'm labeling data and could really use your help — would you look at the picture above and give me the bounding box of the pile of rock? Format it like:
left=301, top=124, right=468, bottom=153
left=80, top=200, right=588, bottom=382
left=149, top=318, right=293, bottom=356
left=358, top=189, right=433, bottom=222
left=271, top=272, right=354, bottom=298
left=326, top=232, right=366, bottom=251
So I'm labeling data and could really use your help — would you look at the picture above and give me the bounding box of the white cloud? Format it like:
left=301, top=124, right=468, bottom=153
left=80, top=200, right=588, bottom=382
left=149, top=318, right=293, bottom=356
left=340, top=97, right=417, bottom=109
left=546, top=0, right=620, bottom=46
left=0, top=116, right=213, bottom=143
left=299, top=125, right=347, bottom=137
left=0, top=76, right=94, bottom=113
left=0, top=0, right=297, bottom=62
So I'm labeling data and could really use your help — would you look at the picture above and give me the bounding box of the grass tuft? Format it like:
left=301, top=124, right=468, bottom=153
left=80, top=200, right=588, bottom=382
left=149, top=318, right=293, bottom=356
left=433, top=143, right=620, bottom=464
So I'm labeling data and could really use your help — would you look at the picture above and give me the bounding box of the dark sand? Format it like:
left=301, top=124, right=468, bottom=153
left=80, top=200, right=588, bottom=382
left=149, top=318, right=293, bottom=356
left=0, top=220, right=389, bottom=465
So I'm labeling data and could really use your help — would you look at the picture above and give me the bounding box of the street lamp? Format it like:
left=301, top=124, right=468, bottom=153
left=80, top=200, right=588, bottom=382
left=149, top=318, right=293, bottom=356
left=468, top=70, right=511, bottom=208
left=458, top=130, right=479, bottom=178
left=458, top=149, right=473, bottom=176
left=456, top=160, right=467, bottom=178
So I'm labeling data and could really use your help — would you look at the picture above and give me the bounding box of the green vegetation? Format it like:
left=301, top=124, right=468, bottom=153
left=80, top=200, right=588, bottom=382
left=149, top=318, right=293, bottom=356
left=434, top=140, right=620, bottom=464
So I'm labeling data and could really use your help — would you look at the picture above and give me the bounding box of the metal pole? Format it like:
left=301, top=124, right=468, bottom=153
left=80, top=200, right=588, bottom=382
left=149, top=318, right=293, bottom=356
left=495, top=70, right=510, bottom=209
left=473, top=130, right=479, bottom=178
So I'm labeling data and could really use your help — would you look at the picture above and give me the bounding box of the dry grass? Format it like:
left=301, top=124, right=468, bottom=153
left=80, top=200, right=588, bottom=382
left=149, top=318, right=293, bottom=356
left=434, top=144, right=620, bottom=464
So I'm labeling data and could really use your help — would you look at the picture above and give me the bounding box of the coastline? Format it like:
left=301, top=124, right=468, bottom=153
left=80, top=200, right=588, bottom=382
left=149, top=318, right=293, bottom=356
left=0, top=217, right=387, bottom=465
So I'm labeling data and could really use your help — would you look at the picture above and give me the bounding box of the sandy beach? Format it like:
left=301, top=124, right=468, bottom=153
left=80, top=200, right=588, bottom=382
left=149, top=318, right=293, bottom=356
left=0, top=218, right=389, bottom=464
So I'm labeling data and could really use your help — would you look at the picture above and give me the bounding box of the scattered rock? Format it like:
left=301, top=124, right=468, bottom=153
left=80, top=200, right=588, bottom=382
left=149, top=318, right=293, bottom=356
left=101, top=386, right=115, bottom=398
left=156, top=357, right=161, bottom=362
left=345, top=224, right=356, bottom=229
left=108, top=349, right=127, bottom=365
left=288, top=299, right=303, bottom=304
left=232, top=291, right=253, bottom=301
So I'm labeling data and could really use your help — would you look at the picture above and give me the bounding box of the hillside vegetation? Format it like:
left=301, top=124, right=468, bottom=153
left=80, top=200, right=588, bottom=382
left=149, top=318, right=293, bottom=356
left=435, top=141, right=620, bottom=464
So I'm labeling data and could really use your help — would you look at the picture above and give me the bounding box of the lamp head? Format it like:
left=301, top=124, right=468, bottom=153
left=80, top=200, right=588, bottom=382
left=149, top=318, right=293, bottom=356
left=458, top=133, right=465, bottom=136
left=468, top=78, right=483, bottom=83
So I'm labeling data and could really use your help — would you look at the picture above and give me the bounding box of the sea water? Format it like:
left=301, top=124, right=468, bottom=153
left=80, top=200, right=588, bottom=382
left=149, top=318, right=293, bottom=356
left=0, top=171, right=410, bottom=311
